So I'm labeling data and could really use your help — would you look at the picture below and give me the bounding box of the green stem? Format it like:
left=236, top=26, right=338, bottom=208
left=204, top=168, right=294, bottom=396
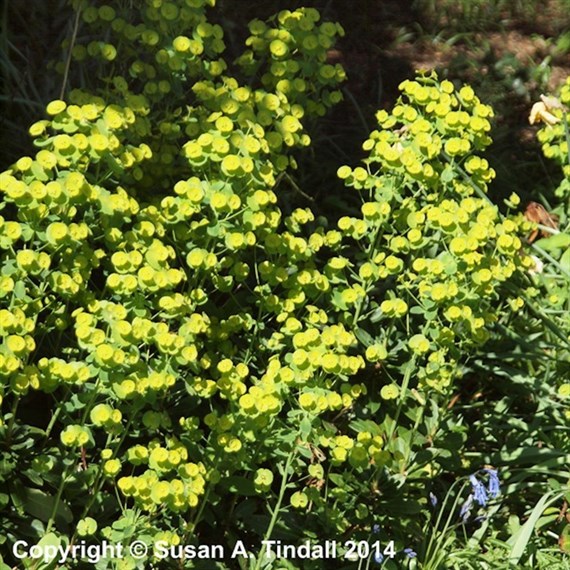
left=70, top=413, right=137, bottom=544
left=530, top=242, right=570, bottom=278
left=388, top=355, right=416, bottom=441
left=59, top=4, right=82, bottom=100
left=190, top=483, right=212, bottom=531
left=402, top=394, right=426, bottom=473
left=423, top=479, right=469, bottom=569
left=254, top=447, right=296, bottom=570
left=5, top=396, right=20, bottom=444
left=519, top=290, right=570, bottom=347
left=283, top=172, right=315, bottom=202
left=43, top=391, right=67, bottom=441
left=45, top=459, right=74, bottom=534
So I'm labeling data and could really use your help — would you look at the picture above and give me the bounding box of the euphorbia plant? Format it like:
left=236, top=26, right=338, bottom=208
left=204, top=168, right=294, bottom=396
left=0, top=1, right=562, bottom=568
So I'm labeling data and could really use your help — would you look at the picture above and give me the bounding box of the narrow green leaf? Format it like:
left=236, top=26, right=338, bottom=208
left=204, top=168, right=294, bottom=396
left=507, top=490, right=563, bottom=565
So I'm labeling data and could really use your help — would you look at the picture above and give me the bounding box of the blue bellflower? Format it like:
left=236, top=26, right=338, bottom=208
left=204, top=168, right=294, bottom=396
left=461, top=469, right=500, bottom=522
left=429, top=492, right=438, bottom=507
left=469, top=474, right=488, bottom=507
left=483, top=468, right=500, bottom=498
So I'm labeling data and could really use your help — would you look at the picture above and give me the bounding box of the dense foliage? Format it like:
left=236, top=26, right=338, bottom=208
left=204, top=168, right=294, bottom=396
left=0, top=1, right=568, bottom=569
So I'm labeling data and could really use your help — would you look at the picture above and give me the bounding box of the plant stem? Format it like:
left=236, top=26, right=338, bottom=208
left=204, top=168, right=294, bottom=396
left=46, top=460, right=73, bottom=534
left=43, top=393, right=66, bottom=441
left=5, top=395, right=20, bottom=443
left=254, top=447, right=296, bottom=570
left=388, top=356, right=417, bottom=441
left=59, top=4, right=82, bottom=100
left=423, top=479, right=469, bottom=569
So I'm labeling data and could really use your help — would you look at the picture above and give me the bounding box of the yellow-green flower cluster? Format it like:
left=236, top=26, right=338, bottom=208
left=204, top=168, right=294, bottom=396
left=253, top=468, right=274, bottom=493
left=237, top=373, right=282, bottom=421
left=340, top=73, right=495, bottom=197
left=90, top=403, right=123, bottom=434
left=409, top=198, right=528, bottom=310
left=187, top=75, right=312, bottom=191
left=60, top=424, right=93, bottom=448
left=74, top=0, right=225, bottom=103
left=118, top=457, right=207, bottom=512
left=317, top=430, right=386, bottom=469
left=287, top=323, right=363, bottom=379
left=73, top=303, right=141, bottom=370
left=36, top=357, right=92, bottom=391
left=336, top=73, right=532, bottom=392
left=237, top=8, right=345, bottom=117
left=27, top=95, right=150, bottom=185
left=0, top=308, right=37, bottom=383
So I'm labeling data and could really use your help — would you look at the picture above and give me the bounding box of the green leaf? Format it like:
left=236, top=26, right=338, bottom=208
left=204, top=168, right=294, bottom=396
left=560, top=247, right=570, bottom=273
left=9, top=478, right=26, bottom=512
left=299, top=415, right=312, bottom=439
left=438, top=251, right=458, bottom=274
left=441, top=164, right=455, bottom=183
left=368, top=306, right=383, bottom=323
left=13, top=280, right=28, bottom=300
left=354, top=327, right=374, bottom=346
left=0, top=453, right=17, bottom=476
left=1, top=260, right=18, bottom=276
left=507, top=490, right=563, bottom=565
left=31, top=161, right=49, bottom=182
left=23, top=468, right=45, bottom=486
left=548, top=478, right=562, bottom=491
left=62, top=122, right=80, bottom=134
left=23, top=533, right=67, bottom=570
left=349, top=419, right=382, bottom=435
left=207, top=223, right=222, bottom=237
left=331, top=289, right=347, bottom=311
left=96, top=118, right=110, bottom=136
left=21, top=487, right=73, bottom=527
left=535, top=233, right=570, bottom=251
left=104, top=153, right=127, bottom=177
